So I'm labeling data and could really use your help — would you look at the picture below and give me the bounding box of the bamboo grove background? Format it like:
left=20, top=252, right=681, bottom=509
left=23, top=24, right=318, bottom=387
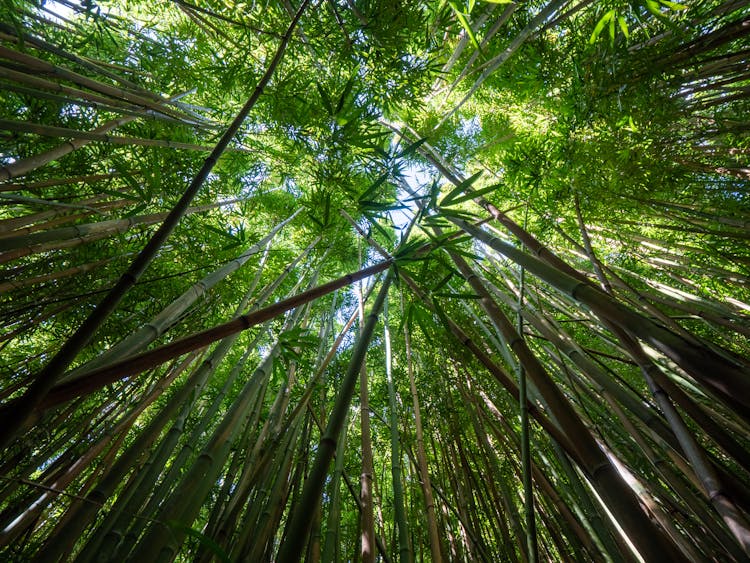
left=0, top=0, right=749, bottom=561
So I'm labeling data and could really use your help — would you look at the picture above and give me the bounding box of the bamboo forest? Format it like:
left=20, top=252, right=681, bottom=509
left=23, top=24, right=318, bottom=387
left=1, top=0, right=750, bottom=560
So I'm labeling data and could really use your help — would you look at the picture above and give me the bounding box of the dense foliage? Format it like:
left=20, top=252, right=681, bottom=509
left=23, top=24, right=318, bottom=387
left=1, top=0, right=749, bottom=561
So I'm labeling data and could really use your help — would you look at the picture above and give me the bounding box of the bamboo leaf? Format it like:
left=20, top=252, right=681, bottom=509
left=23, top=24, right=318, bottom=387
left=443, top=182, right=500, bottom=207
left=335, top=75, right=356, bottom=115
left=396, top=138, right=428, bottom=159
left=589, top=10, right=614, bottom=43
left=165, top=521, right=231, bottom=563
left=658, top=0, right=687, bottom=10
left=448, top=0, right=482, bottom=53
left=359, top=173, right=390, bottom=202
left=316, top=82, right=333, bottom=116
left=440, top=171, right=483, bottom=206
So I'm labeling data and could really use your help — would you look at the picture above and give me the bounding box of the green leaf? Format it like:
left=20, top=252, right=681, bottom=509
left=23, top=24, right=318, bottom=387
left=396, top=138, right=428, bottom=159
left=438, top=207, right=478, bottom=221
left=166, top=521, right=231, bottom=563
left=617, top=16, right=629, bottom=38
left=335, top=76, right=356, bottom=115
left=370, top=216, right=395, bottom=243
left=359, top=173, right=389, bottom=203
left=316, top=82, right=333, bottom=116
left=589, top=10, right=614, bottom=44
left=440, top=171, right=483, bottom=206
left=444, top=182, right=500, bottom=207
left=448, top=0, right=482, bottom=53
left=658, top=0, right=687, bottom=10
left=205, top=224, right=238, bottom=241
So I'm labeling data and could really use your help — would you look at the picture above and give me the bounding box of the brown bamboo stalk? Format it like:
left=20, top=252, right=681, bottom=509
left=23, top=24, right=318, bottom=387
left=20, top=259, right=391, bottom=410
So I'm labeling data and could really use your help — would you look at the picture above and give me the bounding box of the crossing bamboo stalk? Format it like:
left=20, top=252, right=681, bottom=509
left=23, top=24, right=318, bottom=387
left=0, top=0, right=312, bottom=450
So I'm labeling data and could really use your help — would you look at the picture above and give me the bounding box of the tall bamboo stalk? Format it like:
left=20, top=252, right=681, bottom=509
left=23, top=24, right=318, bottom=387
left=0, top=0, right=312, bottom=450
left=384, top=297, right=411, bottom=563
left=277, top=271, right=393, bottom=563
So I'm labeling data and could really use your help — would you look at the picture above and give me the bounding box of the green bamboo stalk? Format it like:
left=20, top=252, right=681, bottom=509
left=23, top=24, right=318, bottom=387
left=31, top=352, right=204, bottom=563
left=276, top=271, right=393, bottom=563
left=78, top=321, right=267, bottom=562
left=515, top=251, right=538, bottom=563
left=0, top=198, right=131, bottom=239
left=58, top=210, right=299, bottom=381
left=451, top=217, right=750, bottom=423
left=321, top=411, right=351, bottom=563
left=403, top=264, right=679, bottom=560
left=0, top=46, right=200, bottom=123
left=0, top=0, right=312, bottom=450
left=0, top=22, right=194, bottom=108
left=0, top=361, right=186, bottom=548
left=384, top=297, right=411, bottom=563
left=357, top=266, right=377, bottom=563
left=33, top=258, right=390, bottom=410
left=0, top=199, right=245, bottom=264
left=0, top=171, right=127, bottom=195
left=632, top=342, right=750, bottom=554
left=127, top=346, right=280, bottom=562
left=0, top=90, right=189, bottom=181
left=400, top=298, right=444, bottom=563
left=241, top=417, right=305, bottom=561
left=0, top=119, right=232, bottom=153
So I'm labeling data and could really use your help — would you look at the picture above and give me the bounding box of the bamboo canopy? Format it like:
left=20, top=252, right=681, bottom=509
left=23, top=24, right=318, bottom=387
left=1, top=0, right=749, bottom=561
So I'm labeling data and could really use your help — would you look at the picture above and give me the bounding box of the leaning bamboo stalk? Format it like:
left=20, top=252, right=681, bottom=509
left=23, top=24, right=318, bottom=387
left=0, top=65, right=162, bottom=121
left=26, top=259, right=391, bottom=410
left=0, top=0, right=311, bottom=451
left=458, top=381, right=529, bottom=563
left=401, top=300, right=444, bottom=563
left=445, top=249, right=681, bottom=561
left=0, top=46, right=201, bottom=123
left=0, top=81, right=205, bottom=128
left=81, top=329, right=263, bottom=562
left=240, top=418, right=304, bottom=561
left=277, top=272, right=393, bottom=563
left=0, top=172, right=129, bottom=195
left=402, top=266, right=681, bottom=561
left=451, top=217, right=750, bottom=422
left=0, top=198, right=132, bottom=239
left=0, top=256, right=121, bottom=294
left=384, top=297, right=411, bottom=563
left=478, top=394, right=602, bottom=562
left=357, top=261, right=377, bottom=563
left=127, top=345, right=279, bottom=561
left=209, top=274, right=357, bottom=552
left=0, top=198, right=245, bottom=258
left=600, top=387, right=744, bottom=560
left=0, top=119, right=243, bottom=153
left=0, top=193, right=111, bottom=233
left=84, top=255, right=274, bottom=560
left=58, top=210, right=300, bottom=381
left=0, top=22, right=189, bottom=107
left=631, top=339, right=750, bottom=554
left=0, top=373, right=167, bottom=548
left=0, top=90, right=190, bottom=181
left=31, top=351, right=204, bottom=563
left=436, top=0, right=568, bottom=127
left=321, top=412, right=351, bottom=563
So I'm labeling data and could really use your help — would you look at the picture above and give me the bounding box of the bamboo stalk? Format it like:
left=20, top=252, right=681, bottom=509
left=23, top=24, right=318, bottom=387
left=276, top=271, right=393, bottom=563
left=451, top=217, right=750, bottom=423
left=21, top=259, right=391, bottom=410
left=0, top=0, right=312, bottom=450
left=0, top=118, right=241, bottom=153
